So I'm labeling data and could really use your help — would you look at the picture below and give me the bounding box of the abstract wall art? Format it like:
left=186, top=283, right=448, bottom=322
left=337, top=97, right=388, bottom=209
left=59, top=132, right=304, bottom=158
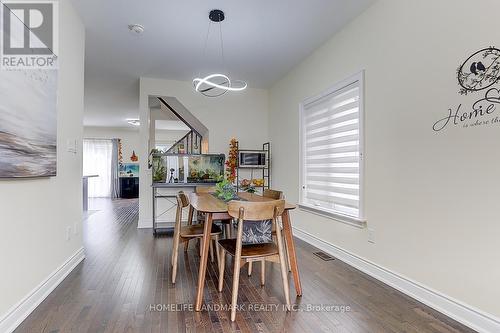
left=0, top=68, right=58, bottom=177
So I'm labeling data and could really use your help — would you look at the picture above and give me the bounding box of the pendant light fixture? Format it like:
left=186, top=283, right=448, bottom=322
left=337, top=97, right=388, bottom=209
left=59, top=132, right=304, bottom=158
left=193, top=9, right=247, bottom=97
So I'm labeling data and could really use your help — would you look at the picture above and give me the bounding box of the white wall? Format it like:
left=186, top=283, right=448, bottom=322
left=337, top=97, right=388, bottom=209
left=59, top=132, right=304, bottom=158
left=155, top=129, right=190, bottom=147
left=269, top=0, right=500, bottom=323
left=84, top=126, right=140, bottom=164
left=0, top=0, right=85, bottom=328
left=138, top=78, right=269, bottom=227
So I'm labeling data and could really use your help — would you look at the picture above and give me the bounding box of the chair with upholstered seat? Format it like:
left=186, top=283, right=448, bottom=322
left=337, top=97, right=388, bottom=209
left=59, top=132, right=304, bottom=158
left=171, top=192, right=222, bottom=284
left=247, top=189, right=291, bottom=276
left=218, top=199, right=290, bottom=321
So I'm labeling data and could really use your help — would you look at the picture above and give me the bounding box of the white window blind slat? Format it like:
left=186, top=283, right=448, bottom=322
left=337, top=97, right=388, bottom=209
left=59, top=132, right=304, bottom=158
left=306, top=119, right=359, bottom=137
left=306, top=134, right=359, bottom=149
left=307, top=123, right=359, bottom=141
left=307, top=129, right=358, bottom=144
left=305, top=87, right=360, bottom=119
left=307, top=185, right=359, bottom=197
left=305, top=102, right=359, bottom=126
left=306, top=151, right=358, bottom=160
left=305, top=111, right=359, bottom=131
left=300, top=74, right=364, bottom=221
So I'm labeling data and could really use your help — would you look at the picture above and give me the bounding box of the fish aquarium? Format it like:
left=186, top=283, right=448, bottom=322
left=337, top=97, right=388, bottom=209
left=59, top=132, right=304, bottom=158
left=151, top=153, right=225, bottom=184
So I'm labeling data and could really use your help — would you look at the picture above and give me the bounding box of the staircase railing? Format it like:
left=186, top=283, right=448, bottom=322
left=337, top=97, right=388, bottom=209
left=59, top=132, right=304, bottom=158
left=166, top=130, right=202, bottom=154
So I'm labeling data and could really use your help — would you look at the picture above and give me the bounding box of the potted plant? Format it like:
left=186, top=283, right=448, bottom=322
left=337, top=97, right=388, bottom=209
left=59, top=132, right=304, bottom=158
left=148, top=148, right=167, bottom=182
left=215, top=179, right=237, bottom=201
left=152, top=156, right=166, bottom=183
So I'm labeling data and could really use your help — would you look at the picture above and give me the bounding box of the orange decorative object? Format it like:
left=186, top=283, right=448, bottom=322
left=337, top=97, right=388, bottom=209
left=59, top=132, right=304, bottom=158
left=225, top=138, right=238, bottom=183
left=130, top=150, right=138, bottom=162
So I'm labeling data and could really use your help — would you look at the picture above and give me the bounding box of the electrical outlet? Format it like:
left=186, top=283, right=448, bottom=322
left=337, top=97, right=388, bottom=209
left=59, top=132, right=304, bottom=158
left=367, top=228, right=375, bottom=244
left=66, top=226, right=72, bottom=241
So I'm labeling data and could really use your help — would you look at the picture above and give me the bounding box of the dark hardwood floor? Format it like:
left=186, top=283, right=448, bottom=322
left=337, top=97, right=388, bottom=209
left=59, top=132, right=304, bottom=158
left=15, top=198, right=475, bottom=333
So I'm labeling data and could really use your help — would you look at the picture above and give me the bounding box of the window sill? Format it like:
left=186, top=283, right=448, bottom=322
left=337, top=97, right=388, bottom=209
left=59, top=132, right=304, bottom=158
left=298, top=204, right=367, bottom=228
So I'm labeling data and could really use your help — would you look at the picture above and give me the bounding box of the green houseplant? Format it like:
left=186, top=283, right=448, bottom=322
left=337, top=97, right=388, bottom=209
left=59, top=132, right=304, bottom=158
left=215, top=179, right=237, bottom=201
left=148, top=148, right=167, bottom=183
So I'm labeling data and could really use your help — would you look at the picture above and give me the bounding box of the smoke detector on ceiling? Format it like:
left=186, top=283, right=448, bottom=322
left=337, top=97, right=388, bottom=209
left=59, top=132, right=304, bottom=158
left=128, top=24, right=145, bottom=35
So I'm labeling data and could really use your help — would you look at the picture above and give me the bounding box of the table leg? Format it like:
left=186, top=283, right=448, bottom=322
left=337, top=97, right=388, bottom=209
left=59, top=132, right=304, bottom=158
left=152, top=188, right=156, bottom=235
left=195, top=212, right=213, bottom=311
left=282, top=210, right=302, bottom=296
left=185, top=206, right=195, bottom=252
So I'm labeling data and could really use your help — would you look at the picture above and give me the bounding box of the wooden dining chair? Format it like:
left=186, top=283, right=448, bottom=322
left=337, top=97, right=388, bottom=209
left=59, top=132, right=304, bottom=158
left=171, top=192, right=222, bottom=284
left=248, top=189, right=291, bottom=276
left=218, top=200, right=290, bottom=321
left=194, top=186, right=233, bottom=239
left=190, top=186, right=220, bottom=260
left=263, top=189, right=283, bottom=200
left=195, top=186, right=217, bottom=194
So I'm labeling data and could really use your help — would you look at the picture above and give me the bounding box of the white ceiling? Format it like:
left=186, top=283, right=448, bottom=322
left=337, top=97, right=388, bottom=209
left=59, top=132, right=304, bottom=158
left=73, top=0, right=374, bottom=127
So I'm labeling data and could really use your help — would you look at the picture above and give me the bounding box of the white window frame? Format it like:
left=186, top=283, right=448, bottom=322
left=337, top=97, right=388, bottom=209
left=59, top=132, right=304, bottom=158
left=299, top=70, right=366, bottom=228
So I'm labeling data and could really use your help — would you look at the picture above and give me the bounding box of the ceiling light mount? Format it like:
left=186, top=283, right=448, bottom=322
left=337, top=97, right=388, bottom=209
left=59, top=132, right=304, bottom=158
left=209, top=9, right=225, bottom=23
left=128, top=24, right=145, bottom=35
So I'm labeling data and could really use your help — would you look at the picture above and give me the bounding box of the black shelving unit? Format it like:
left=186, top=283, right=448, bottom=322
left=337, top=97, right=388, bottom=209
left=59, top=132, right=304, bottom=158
left=120, top=177, right=139, bottom=198
left=235, top=142, right=271, bottom=193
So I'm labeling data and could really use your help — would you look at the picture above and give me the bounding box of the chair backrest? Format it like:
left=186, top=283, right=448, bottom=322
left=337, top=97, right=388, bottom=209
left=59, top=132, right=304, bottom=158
left=229, top=200, right=285, bottom=245
left=196, top=186, right=216, bottom=194
left=263, top=189, right=283, bottom=200
left=176, top=191, right=190, bottom=208
left=227, top=200, right=285, bottom=221
left=175, top=191, right=190, bottom=229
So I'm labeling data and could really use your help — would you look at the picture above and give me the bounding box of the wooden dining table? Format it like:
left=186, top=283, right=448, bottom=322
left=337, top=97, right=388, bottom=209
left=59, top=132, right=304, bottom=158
left=188, top=191, right=302, bottom=311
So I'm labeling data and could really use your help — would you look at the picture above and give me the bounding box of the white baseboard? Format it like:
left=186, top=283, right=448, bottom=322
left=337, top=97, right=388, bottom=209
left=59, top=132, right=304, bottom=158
left=0, top=248, right=85, bottom=333
left=293, top=227, right=500, bottom=333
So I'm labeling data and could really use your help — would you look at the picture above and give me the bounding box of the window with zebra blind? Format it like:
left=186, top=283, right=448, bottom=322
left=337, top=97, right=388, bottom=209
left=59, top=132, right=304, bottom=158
left=299, top=71, right=365, bottom=226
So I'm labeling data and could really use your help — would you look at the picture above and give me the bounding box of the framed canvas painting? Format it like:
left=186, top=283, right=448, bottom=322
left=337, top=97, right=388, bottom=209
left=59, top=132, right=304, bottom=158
left=0, top=69, right=58, bottom=178
left=0, top=3, right=58, bottom=178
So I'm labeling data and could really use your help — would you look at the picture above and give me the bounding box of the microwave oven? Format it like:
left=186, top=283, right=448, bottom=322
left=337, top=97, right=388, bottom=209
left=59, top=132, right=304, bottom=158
left=238, top=151, right=267, bottom=168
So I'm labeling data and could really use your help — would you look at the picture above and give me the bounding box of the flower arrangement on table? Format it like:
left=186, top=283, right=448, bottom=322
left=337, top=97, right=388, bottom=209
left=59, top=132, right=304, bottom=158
left=240, top=179, right=256, bottom=193
left=240, top=178, right=265, bottom=193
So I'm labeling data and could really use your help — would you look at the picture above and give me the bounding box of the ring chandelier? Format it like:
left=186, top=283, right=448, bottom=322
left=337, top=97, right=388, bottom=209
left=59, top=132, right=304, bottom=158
left=193, top=9, right=247, bottom=97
